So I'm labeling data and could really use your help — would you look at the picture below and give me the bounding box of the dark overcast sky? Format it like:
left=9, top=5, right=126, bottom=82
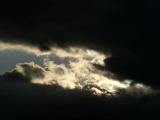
left=0, top=0, right=160, bottom=120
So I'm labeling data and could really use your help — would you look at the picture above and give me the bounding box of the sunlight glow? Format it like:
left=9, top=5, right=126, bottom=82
left=31, top=47, right=131, bottom=95
left=0, top=41, right=149, bottom=96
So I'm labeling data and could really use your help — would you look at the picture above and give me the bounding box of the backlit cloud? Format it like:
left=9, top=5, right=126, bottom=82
left=0, top=1, right=160, bottom=119
left=1, top=47, right=156, bottom=97
left=0, top=0, right=160, bottom=89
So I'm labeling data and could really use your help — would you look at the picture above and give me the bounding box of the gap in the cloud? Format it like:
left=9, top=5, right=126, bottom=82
left=0, top=50, right=44, bottom=74
left=0, top=50, right=79, bottom=74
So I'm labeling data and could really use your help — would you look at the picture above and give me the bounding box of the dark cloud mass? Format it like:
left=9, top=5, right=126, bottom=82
left=0, top=62, right=159, bottom=119
left=1, top=72, right=160, bottom=120
left=0, top=0, right=160, bottom=88
left=0, top=0, right=160, bottom=119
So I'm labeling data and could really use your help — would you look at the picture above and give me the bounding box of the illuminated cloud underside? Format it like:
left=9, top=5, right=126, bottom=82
left=0, top=41, right=154, bottom=96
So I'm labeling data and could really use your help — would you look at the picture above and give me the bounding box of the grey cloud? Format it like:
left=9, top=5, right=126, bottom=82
left=1, top=69, right=31, bottom=83
left=0, top=80, right=160, bottom=120
left=0, top=0, right=160, bottom=89
left=1, top=61, right=156, bottom=98
left=94, top=55, right=160, bottom=90
left=19, top=63, right=45, bottom=79
left=0, top=0, right=96, bottom=51
left=0, top=61, right=160, bottom=119
left=82, top=83, right=112, bottom=95
left=1, top=62, right=45, bottom=83
left=0, top=2, right=160, bottom=119
left=54, top=67, right=65, bottom=75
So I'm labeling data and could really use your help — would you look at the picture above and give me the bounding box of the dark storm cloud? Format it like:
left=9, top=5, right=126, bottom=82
left=0, top=0, right=160, bottom=88
left=0, top=62, right=160, bottom=119
left=0, top=0, right=95, bottom=50
left=0, top=79, right=160, bottom=120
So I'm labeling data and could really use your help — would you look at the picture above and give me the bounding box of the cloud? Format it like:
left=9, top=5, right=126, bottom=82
left=0, top=3, right=160, bottom=119
left=1, top=52, right=156, bottom=97
left=0, top=59, right=160, bottom=120
left=1, top=62, right=45, bottom=83
left=0, top=0, right=96, bottom=51
left=0, top=0, right=160, bottom=89
left=93, top=55, right=160, bottom=89
left=0, top=77, right=160, bottom=120
left=0, top=0, right=157, bottom=51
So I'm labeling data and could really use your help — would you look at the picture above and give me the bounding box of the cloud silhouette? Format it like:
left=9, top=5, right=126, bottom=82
left=0, top=0, right=160, bottom=89
left=0, top=1, right=160, bottom=119
left=0, top=79, right=160, bottom=120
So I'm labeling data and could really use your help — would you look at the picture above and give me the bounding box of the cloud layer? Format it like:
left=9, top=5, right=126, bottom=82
left=0, top=49, right=156, bottom=97
left=0, top=67, right=160, bottom=120
left=0, top=0, right=160, bottom=89
left=0, top=50, right=159, bottom=120
left=0, top=1, right=160, bottom=119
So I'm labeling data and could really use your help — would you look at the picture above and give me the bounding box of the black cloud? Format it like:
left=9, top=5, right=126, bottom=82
left=1, top=61, right=160, bottom=119
left=0, top=1, right=160, bottom=90
left=0, top=77, right=160, bottom=120
left=1, top=69, right=31, bottom=83
left=104, top=55, right=160, bottom=89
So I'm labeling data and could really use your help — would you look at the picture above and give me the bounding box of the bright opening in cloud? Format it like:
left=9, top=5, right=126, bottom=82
left=0, top=42, right=154, bottom=97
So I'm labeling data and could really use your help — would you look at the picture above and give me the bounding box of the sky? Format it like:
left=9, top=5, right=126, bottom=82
left=0, top=0, right=160, bottom=120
